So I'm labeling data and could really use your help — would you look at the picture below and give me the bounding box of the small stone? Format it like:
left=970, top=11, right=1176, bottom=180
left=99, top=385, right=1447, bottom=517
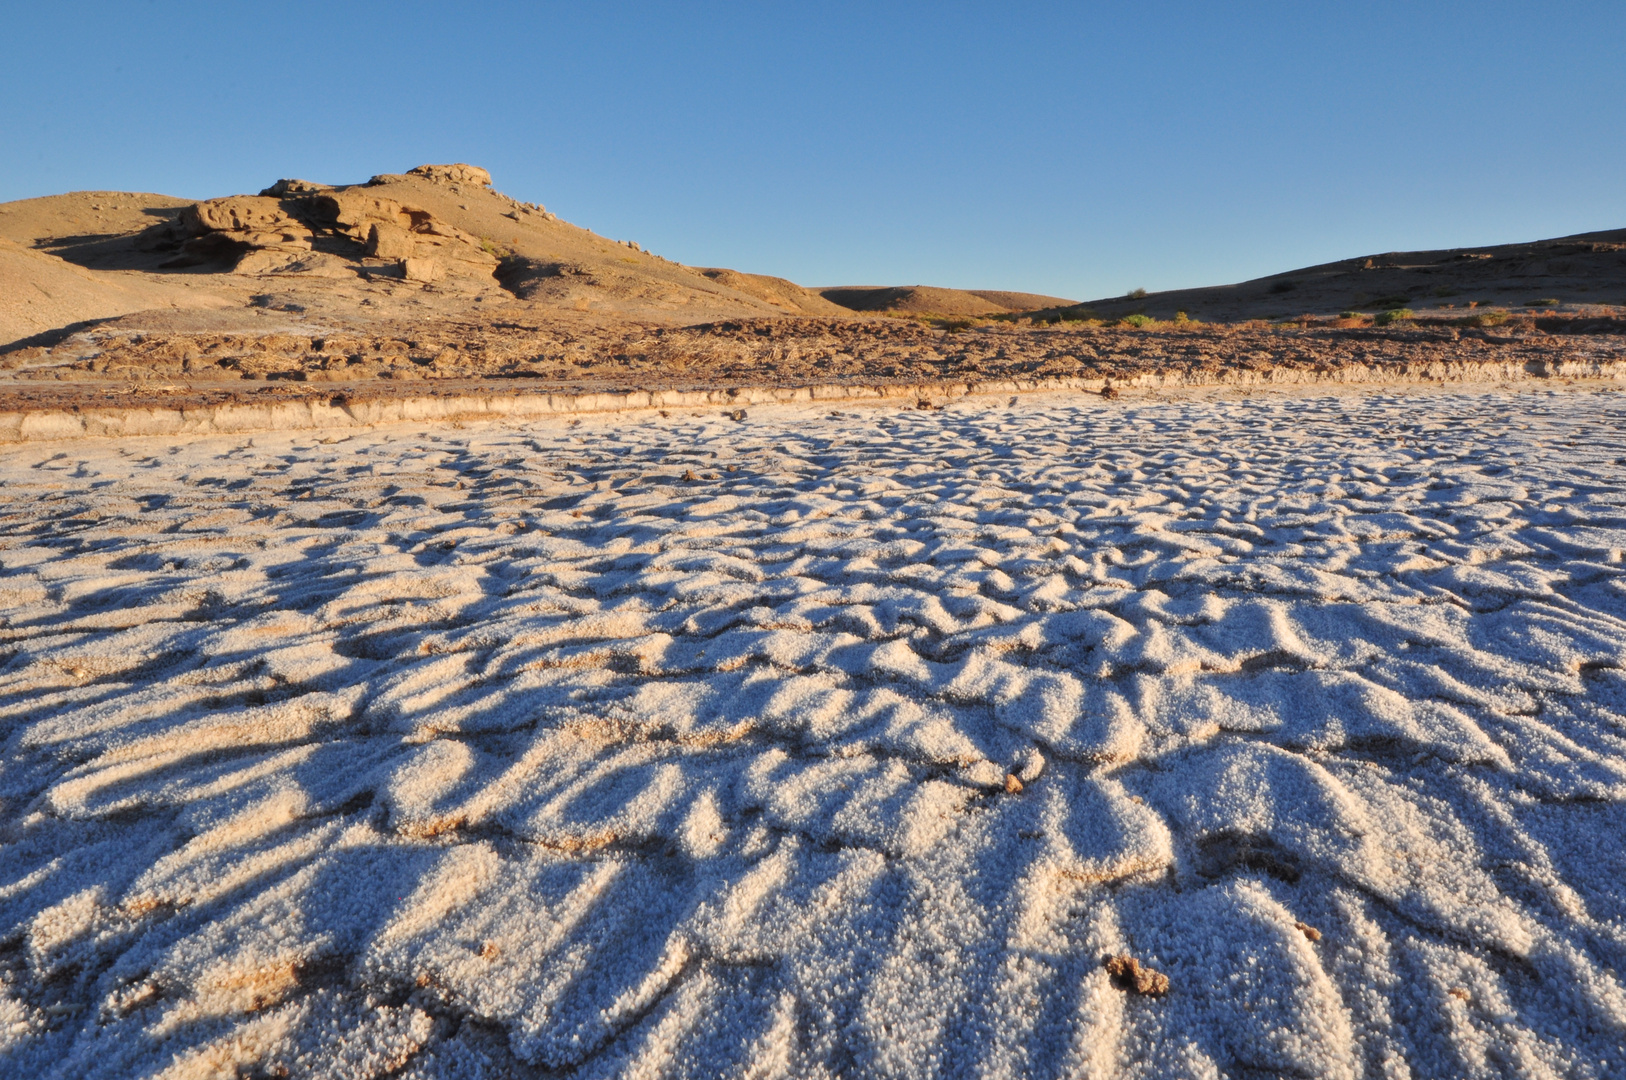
left=1104, top=954, right=1169, bottom=997
left=1293, top=921, right=1322, bottom=942
left=1004, top=773, right=1023, bottom=794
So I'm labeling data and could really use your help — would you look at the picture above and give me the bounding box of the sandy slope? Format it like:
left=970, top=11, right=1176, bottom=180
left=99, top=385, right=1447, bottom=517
left=1064, top=229, right=1626, bottom=323
left=2, top=389, right=1624, bottom=1077
left=819, top=285, right=1076, bottom=316
left=0, top=235, right=234, bottom=345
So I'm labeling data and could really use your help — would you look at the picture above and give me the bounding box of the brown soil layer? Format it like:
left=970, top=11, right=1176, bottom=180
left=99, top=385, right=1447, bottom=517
left=5, top=314, right=1623, bottom=412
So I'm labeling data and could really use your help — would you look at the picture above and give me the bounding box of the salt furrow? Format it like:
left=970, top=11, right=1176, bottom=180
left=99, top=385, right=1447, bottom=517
left=0, top=388, right=1624, bottom=1078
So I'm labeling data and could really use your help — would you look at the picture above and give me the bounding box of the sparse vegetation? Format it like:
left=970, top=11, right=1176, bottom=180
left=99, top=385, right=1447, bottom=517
left=1120, top=313, right=1153, bottom=327
left=1459, top=310, right=1510, bottom=327
left=1526, top=298, right=1559, bottom=307
left=1126, top=287, right=1147, bottom=300
left=1373, top=308, right=1415, bottom=326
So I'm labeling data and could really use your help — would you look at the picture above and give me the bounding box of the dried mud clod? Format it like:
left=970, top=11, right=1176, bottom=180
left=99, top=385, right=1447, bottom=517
left=1294, top=921, right=1322, bottom=943
left=1104, top=954, right=1169, bottom=997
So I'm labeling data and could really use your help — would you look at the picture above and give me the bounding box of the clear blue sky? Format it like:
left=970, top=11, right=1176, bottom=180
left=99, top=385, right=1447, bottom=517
left=3, top=2, right=1622, bottom=301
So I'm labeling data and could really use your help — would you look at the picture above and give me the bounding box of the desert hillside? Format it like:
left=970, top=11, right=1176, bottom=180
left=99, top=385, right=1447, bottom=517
left=819, top=285, right=1077, bottom=316
left=0, top=164, right=1622, bottom=423
left=0, top=165, right=841, bottom=347
left=1057, top=229, right=1626, bottom=322
left=0, top=163, right=1080, bottom=351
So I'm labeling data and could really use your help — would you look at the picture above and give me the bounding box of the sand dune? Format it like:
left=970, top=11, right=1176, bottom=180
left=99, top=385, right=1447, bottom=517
left=2, top=390, right=1624, bottom=1077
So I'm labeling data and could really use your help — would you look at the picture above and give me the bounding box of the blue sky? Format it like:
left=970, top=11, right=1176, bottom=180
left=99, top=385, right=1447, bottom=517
left=3, top=2, right=1622, bottom=300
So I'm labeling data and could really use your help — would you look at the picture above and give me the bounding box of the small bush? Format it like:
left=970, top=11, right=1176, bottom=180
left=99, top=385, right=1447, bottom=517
left=1373, top=308, right=1415, bottom=325
left=1120, top=313, right=1153, bottom=328
left=1173, top=311, right=1194, bottom=324
left=1338, top=310, right=1363, bottom=319
left=1525, top=298, right=1560, bottom=308
left=1126, top=287, right=1147, bottom=300
left=1459, top=310, right=1509, bottom=327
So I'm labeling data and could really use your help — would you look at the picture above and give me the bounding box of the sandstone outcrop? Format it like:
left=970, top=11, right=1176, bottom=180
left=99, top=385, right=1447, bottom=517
left=406, top=163, right=492, bottom=187
left=174, top=177, right=498, bottom=279
left=177, top=196, right=315, bottom=273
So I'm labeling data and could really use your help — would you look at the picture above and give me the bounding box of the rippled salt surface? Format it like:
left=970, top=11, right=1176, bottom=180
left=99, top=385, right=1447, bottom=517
left=2, top=388, right=1625, bottom=1078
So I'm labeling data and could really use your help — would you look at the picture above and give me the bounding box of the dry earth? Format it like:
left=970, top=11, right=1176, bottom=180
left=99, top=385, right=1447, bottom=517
left=2, top=163, right=1622, bottom=428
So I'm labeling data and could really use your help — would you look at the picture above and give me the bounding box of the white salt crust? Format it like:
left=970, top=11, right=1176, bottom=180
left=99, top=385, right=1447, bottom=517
left=1, top=388, right=1624, bottom=1078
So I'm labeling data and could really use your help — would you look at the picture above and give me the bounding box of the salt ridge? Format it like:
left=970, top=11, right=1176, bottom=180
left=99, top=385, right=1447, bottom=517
left=1, top=390, right=1624, bottom=1077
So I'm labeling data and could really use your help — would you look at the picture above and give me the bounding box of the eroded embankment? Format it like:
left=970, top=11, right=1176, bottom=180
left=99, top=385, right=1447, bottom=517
left=3, top=353, right=1625, bottom=443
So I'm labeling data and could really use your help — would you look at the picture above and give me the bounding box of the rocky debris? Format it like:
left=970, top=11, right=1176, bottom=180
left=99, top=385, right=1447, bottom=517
left=1104, top=955, right=1170, bottom=997
left=406, top=163, right=493, bottom=187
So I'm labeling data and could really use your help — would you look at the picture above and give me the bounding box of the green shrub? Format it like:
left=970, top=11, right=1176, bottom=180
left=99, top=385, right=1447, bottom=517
left=1373, top=308, right=1415, bottom=325
left=1525, top=298, right=1559, bottom=308
left=1126, top=287, right=1147, bottom=300
left=1121, top=313, right=1153, bottom=327
left=1338, top=310, right=1363, bottom=319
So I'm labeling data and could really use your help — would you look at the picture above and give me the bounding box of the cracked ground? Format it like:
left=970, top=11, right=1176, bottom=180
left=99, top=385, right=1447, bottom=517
left=2, top=387, right=1625, bottom=1078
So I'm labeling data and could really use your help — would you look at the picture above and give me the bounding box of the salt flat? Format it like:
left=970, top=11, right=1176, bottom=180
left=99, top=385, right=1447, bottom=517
left=2, top=388, right=1625, bottom=1079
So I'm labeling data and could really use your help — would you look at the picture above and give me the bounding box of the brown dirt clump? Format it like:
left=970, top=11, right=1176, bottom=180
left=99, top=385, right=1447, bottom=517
left=1104, top=954, right=1170, bottom=997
